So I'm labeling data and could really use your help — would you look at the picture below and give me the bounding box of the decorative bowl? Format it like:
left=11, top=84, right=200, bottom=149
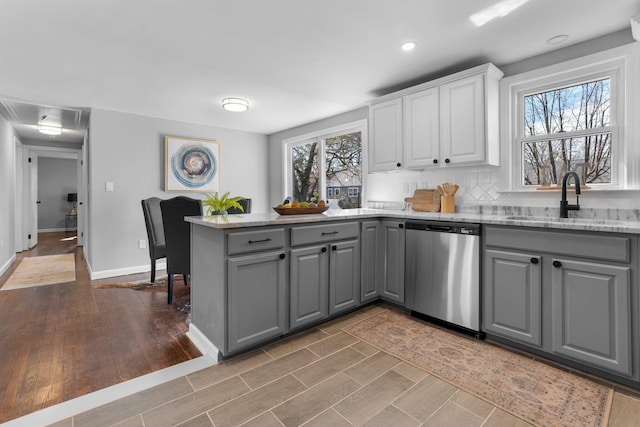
left=273, top=206, right=329, bottom=215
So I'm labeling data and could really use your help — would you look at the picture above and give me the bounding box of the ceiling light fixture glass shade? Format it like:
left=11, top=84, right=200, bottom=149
left=221, top=98, right=249, bottom=112
left=401, top=41, right=417, bottom=51
left=37, top=125, right=63, bottom=135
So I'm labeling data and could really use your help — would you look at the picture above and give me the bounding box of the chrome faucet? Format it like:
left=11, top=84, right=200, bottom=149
left=560, top=171, right=581, bottom=218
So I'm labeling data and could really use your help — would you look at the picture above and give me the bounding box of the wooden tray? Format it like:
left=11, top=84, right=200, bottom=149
left=404, top=189, right=441, bottom=212
left=273, top=206, right=329, bottom=215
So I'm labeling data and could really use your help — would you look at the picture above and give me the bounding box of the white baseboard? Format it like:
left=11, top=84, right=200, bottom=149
left=187, top=323, right=221, bottom=360
left=89, top=261, right=167, bottom=280
left=1, top=354, right=217, bottom=427
left=0, top=254, right=16, bottom=278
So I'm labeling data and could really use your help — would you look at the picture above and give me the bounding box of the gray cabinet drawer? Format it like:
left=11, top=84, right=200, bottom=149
left=227, top=228, right=285, bottom=255
left=485, top=226, right=630, bottom=263
left=291, top=222, right=359, bottom=247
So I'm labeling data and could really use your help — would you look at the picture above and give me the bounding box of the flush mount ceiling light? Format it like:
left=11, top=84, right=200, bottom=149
left=401, top=41, right=417, bottom=51
left=37, top=125, right=63, bottom=136
left=221, top=98, right=249, bottom=112
left=546, top=34, right=569, bottom=45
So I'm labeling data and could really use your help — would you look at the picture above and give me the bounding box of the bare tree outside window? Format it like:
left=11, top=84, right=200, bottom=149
left=522, top=78, right=611, bottom=185
left=289, top=131, right=362, bottom=208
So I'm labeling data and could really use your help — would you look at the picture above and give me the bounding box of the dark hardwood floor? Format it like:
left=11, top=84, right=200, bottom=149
left=0, top=232, right=201, bottom=424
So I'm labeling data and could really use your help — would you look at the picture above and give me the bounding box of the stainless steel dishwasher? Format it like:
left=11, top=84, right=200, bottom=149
left=405, top=220, right=482, bottom=335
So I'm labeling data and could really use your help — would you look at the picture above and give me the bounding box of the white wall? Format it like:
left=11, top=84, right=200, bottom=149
left=87, top=109, right=268, bottom=278
left=0, top=114, right=15, bottom=276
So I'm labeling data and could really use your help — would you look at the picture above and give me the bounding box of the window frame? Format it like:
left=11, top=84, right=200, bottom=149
left=282, top=119, right=367, bottom=206
left=502, top=48, right=633, bottom=191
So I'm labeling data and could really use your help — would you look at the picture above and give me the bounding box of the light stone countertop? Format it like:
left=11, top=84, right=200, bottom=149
left=185, top=208, right=640, bottom=234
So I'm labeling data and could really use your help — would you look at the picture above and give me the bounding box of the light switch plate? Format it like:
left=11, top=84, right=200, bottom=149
left=105, top=182, right=114, bottom=192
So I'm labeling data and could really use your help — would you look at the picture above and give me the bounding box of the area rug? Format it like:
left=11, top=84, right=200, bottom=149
left=344, top=310, right=612, bottom=427
left=1, top=254, right=76, bottom=290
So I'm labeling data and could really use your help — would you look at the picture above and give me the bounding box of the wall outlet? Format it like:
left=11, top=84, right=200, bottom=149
left=139, top=239, right=146, bottom=249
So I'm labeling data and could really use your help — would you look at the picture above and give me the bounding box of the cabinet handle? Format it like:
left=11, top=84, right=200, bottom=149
left=433, top=159, right=438, bottom=164
left=396, top=162, right=402, bottom=167
left=321, top=231, right=339, bottom=236
left=248, top=238, right=272, bottom=244
left=332, top=245, right=338, bottom=251
left=279, top=253, right=286, bottom=260
left=553, top=260, right=562, bottom=268
left=321, top=247, right=327, bottom=253
left=398, top=223, right=404, bottom=229
left=444, top=158, right=450, bottom=164
left=530, top=258, right=539, bottom=265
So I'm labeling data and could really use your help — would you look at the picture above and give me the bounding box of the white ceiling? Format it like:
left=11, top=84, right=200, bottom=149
left=0, top=0, right=638, bottom=138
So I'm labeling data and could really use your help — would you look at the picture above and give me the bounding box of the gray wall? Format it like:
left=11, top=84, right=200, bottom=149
left=0, top=114, right=15, bottom=275
left=87, top=109, right=269, bottom=277
left=37, top=157, right=77, bottom=231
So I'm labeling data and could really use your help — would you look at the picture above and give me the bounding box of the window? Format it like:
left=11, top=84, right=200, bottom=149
left=285, top=121, right=366, bottom=208
left=520, top=78, right=613, bottom=186
left=504, top=48, right=634, bottom=190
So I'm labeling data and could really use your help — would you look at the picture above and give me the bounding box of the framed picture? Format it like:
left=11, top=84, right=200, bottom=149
left=165, top=136, right=220, bottom=192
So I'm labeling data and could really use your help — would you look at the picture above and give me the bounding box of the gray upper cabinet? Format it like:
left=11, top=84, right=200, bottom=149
left=380, top=220, right=405, bottom=303
left=551, top=258, right=632, bottom=376
left=484, top=249, right=542, bottom=346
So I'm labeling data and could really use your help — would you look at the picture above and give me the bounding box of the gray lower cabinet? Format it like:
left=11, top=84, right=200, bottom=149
left=483, top=225, right=637, bottom=380
left=360, top=220, right=382, bottom=302
left=551, top=258, right=631, bottom=376
left=289, top=222, right=361, bottom=329
left=290, top=245, right=328, bottom=329
left=484, top=249, right=542, bottom=346
left=227, top=250, right=287, bottom=354
left=380, top=220, right=405, bottom=303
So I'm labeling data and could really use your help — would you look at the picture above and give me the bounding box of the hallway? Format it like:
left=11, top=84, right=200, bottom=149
left=0, top=232, right=200, bottom=423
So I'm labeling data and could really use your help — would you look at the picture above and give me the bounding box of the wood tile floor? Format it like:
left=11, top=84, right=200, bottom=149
left=49, top=305, right=640, bottom=427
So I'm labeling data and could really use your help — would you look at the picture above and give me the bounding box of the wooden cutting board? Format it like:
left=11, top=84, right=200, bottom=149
left=405, top=189, right=441, bottom=212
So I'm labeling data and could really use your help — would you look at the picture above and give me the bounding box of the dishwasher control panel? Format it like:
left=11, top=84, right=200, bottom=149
left=405, top=221, right=481, bottom=236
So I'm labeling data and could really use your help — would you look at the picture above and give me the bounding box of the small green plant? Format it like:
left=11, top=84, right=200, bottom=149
left=203, top=192, right=244, bottom=215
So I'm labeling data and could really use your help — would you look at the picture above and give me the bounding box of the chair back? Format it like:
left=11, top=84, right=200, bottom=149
left=160, top=196, right=203, bottom=275
left=227, top=198, right=252, bottom=214
left=141, top=197, right=166, bottom=260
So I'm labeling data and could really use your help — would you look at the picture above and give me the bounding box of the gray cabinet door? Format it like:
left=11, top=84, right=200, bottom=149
left=361, top=220, right=381, bottom=302
left=227, top=251, right=287, bottom=353
left=484, top=249, right=542, bottom=346
left=381, top=220, right=405, bottom=303
left=551, top=258, right=632, bottom=376
left=329, top=239, right=360, bottom=315
left=290, top=245, right=329, bottom=329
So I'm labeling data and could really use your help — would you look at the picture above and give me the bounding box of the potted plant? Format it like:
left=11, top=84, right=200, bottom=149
left=203, top=192, right=244, bottom=215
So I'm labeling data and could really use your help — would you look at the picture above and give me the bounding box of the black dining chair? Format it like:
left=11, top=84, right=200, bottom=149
left=160, top=196, right=203, bottom=304
left=227, top=198, right=252, bottom=214
left=141, top=197, right=166, bottom=283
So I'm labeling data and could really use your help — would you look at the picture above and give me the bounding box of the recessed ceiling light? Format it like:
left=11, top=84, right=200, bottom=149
left=221, top=98, right=249, bottom=112
left=37, top=125, right=63, bottom=136
left=401, top=41, right=417, bottom=51
left=546, top=34, right=569, bottom=45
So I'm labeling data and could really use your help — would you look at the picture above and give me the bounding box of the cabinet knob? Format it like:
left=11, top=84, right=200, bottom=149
left=433, top=159, right=438, bottom=164
left=396, top=162, right=402, bottom=167
left=331, top=245, right=337, bottom=251
left=530, top=258, right=539, bottom=264
left=444, top=158, right=450, bottom=164
left=398, top=223, right=404, bottom=229
left=321, top=247, right=327, bottom=253
left=279, top=253, right=286, bottom=260
left=553, top=260, right=562, bottom=268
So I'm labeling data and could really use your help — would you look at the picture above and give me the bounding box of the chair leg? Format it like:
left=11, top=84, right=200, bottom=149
left=184, top=274, right=189, bottom=285
left=168, top=274, right=173, bottom=304
left=151, top=261, right=156, bottom=283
